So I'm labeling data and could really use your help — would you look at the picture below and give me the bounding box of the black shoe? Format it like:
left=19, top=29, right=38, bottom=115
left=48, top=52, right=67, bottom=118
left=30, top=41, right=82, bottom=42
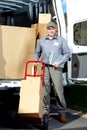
left=42, top=114, right=49, bottom=130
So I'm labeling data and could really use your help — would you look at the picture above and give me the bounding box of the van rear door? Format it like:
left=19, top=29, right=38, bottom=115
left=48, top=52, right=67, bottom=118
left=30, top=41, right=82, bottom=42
left=67, top=0, right=87, bottom=83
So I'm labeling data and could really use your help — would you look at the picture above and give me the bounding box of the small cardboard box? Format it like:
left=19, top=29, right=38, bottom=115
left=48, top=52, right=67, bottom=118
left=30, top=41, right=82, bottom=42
left=18, top=77, right=44, bottom=118
left=39, top=13, right=51, bottom=24
left=38, top=24, right=48, bottom=38
left=31, top=23, right=48, bottom=38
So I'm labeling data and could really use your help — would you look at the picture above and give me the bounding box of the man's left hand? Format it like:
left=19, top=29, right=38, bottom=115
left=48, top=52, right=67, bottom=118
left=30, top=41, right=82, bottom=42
left=53, top=62, right=60, bottom=68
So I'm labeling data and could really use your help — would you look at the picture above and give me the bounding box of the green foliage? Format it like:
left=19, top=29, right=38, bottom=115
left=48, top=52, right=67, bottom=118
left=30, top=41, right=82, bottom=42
left=64, top=85, right=87, bottom=113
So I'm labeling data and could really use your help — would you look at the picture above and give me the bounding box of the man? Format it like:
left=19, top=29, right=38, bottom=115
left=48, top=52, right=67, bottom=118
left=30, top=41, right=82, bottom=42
left=34, top=21, right=70, bottom=125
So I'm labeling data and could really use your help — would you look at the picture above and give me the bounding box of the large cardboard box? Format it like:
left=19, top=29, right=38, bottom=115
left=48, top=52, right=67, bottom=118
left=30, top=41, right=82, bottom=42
left=18, top=77, right=43, bottom=118
left=0, top=26, right=36, bottom=79
left=31, top=24, right=39, bottom=37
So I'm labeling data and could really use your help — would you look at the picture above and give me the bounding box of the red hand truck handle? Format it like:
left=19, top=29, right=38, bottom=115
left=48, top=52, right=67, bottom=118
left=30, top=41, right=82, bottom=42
left=24, top=60, right=45, bottom=86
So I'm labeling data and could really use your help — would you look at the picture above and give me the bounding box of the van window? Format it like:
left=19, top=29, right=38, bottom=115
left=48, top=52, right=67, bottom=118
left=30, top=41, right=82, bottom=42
left=74, top=21, right=87, bottom=46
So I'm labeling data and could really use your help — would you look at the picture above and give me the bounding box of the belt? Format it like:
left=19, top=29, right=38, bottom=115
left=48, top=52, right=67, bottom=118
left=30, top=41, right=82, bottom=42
left=45, top=64, right=53, bottom=67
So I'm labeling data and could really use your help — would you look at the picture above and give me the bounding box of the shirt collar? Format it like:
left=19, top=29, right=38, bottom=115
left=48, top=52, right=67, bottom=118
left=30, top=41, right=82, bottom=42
left=45, top=35, right=57, bottom=40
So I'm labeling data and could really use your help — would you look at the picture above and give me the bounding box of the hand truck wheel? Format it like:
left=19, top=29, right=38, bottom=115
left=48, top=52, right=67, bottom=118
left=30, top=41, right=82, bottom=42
left=41, top=114, right=49, bottom=130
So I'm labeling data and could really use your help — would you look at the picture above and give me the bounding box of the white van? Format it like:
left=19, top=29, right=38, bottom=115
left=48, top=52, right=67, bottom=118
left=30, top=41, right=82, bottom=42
left=0, top=0, right=87, bottom=90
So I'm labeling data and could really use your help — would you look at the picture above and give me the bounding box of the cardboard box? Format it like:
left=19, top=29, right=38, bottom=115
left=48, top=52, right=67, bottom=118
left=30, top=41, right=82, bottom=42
left=31, top=24, right=39, bottom=37
left=18, top=77, right=44, bottom=118
left=39, top=13, right=51, bottom=24
left=31, top=23, right=48, bottom=38
left=38, top=24, right=48, bottom=38
left=16, top=53, right=34, bottom=78
left=0, top=25, right=36, bottom=79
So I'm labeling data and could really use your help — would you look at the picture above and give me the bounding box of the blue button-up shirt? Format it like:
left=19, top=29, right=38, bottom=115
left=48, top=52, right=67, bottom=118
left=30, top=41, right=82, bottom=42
left=34, top=35, right=70, bottom=68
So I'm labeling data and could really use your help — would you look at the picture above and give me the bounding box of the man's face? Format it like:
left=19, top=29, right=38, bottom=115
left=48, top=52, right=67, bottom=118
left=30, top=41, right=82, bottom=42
left=47, top=27, right=56, bottom=37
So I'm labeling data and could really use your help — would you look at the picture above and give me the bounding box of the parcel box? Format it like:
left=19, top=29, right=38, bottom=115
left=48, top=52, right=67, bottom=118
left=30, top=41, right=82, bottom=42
left=18, top=77, right=44, bottom=118
left=39, top=13, right=51, bottom=24
left=0, top=26, right=36, bottom=79
left=31, top=23, right=48, bottom=38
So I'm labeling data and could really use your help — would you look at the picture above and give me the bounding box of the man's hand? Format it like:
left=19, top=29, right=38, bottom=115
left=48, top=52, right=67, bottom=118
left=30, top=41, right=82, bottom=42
left=53, top=62, right=60, bottom=68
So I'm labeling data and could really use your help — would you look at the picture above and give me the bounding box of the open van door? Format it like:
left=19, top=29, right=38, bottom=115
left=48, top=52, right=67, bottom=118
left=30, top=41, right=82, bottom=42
left=67, top=0, right=87, bottom=84
left=52, top=0, right=66, bottom=39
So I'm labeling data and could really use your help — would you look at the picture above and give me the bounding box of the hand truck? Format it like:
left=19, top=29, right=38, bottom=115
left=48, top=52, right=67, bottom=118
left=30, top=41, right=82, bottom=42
left=18, top=60, right=48, bottom=130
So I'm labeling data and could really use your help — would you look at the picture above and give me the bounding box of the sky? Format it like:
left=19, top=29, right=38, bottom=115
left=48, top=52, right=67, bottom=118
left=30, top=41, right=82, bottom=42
left=61, top=0, right=66, bottom=13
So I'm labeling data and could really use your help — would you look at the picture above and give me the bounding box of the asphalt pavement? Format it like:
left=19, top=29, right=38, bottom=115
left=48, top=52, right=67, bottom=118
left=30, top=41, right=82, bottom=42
left=49, top=108, right=87, bottom=130
left=0, top=88, right=87, bottom=130
left=0, top=108, right=87, bottom=130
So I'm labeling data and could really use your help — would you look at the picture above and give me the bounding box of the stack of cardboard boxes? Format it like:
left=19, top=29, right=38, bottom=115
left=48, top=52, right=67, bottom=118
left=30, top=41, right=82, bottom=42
left=0, top=13, right=52, bottom=119
left=18, top=13, right=52, bottom=119
left=31, top=13, right=52, bottom=47
left=0, top=13, right=51, bottom=79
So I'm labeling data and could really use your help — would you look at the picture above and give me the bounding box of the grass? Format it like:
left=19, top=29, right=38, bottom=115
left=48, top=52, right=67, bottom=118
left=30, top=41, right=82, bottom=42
left=64, top=85, right=87, bottom=113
